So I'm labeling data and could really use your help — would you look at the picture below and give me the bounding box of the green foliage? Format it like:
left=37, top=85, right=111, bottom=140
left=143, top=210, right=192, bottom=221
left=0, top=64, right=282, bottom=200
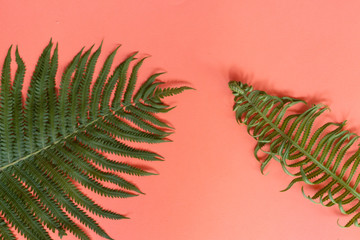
left=0, top=40, right=191, bottom=240
left=229, top=80, right=360, bottom=228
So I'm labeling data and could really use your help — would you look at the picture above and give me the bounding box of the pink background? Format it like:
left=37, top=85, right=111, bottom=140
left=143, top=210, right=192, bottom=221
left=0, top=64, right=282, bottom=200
left=2, top=1, right=360, bottom=239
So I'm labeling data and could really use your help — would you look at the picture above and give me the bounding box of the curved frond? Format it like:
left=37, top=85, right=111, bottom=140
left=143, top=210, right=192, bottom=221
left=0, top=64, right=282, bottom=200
left=0, top=41, right=190, bottom=240
left=229, top=80, right=360, bottom=228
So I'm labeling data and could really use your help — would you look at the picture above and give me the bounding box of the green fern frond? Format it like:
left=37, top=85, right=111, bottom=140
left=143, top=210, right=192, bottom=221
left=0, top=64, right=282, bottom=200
left=229, top=80, right=360, bottom=228
left=0, top=40, right=189, bottom=240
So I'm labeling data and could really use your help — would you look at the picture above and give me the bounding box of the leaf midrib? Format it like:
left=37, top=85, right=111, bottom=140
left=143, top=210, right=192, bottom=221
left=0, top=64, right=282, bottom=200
left=241, top=91, right=360, bottom=201
left=0, top=100, right=141, bottom=172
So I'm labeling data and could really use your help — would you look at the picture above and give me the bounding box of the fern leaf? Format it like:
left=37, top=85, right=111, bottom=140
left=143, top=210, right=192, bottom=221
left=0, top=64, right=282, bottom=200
left=25, top=40, right=53, bottom=151
left=79, top=44, right=101, bottom=126
left=47, top=44, right=59, bottom=143
left=153, top=86, right=194, bottom=99
left=111, top=52, right=137, bottom=110
left=0, top=46, right=13, bottom=164
left=0, top=41, right=190, bottom=240
left=229, top=80, right=360, bottom=228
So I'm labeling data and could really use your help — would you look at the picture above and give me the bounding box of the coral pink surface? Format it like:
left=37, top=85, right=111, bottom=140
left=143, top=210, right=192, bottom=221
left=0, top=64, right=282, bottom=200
left=1, top=1, right=360, bottom=239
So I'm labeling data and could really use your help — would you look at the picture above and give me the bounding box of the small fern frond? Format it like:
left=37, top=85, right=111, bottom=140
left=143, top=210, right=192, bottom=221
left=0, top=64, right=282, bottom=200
left=229, top=80, right=360, bottom=228
left=0, top=41, right=190, bottom=240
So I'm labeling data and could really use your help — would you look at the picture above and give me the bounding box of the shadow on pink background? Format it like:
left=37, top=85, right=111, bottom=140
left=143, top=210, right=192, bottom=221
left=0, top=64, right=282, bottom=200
left=2, top=1, right=360, bottom=239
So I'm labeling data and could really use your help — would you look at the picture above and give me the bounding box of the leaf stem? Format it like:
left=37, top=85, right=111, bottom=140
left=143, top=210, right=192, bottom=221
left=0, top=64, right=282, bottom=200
left=1, top=100, right=141, bottom=171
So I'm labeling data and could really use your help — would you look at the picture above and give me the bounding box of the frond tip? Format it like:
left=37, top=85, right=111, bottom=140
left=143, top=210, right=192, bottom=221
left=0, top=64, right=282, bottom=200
left=0, top=40, right=190, bottom=240
left=229, top=80, right=360, bottom=228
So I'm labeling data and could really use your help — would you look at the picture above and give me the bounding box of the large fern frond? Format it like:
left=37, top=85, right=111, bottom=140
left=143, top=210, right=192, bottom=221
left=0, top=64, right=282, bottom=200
left=0, top=40, right=191, bottom=240
left=229, top=80, right=360, bottom=228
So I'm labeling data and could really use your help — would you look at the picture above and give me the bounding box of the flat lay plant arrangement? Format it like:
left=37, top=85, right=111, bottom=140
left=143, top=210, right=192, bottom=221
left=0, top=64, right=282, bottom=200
left=0, top=39, right=359, bottom=240
left=0, top=40, right=191, bottom=240
left=229, top=80, right=360, bottom=228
